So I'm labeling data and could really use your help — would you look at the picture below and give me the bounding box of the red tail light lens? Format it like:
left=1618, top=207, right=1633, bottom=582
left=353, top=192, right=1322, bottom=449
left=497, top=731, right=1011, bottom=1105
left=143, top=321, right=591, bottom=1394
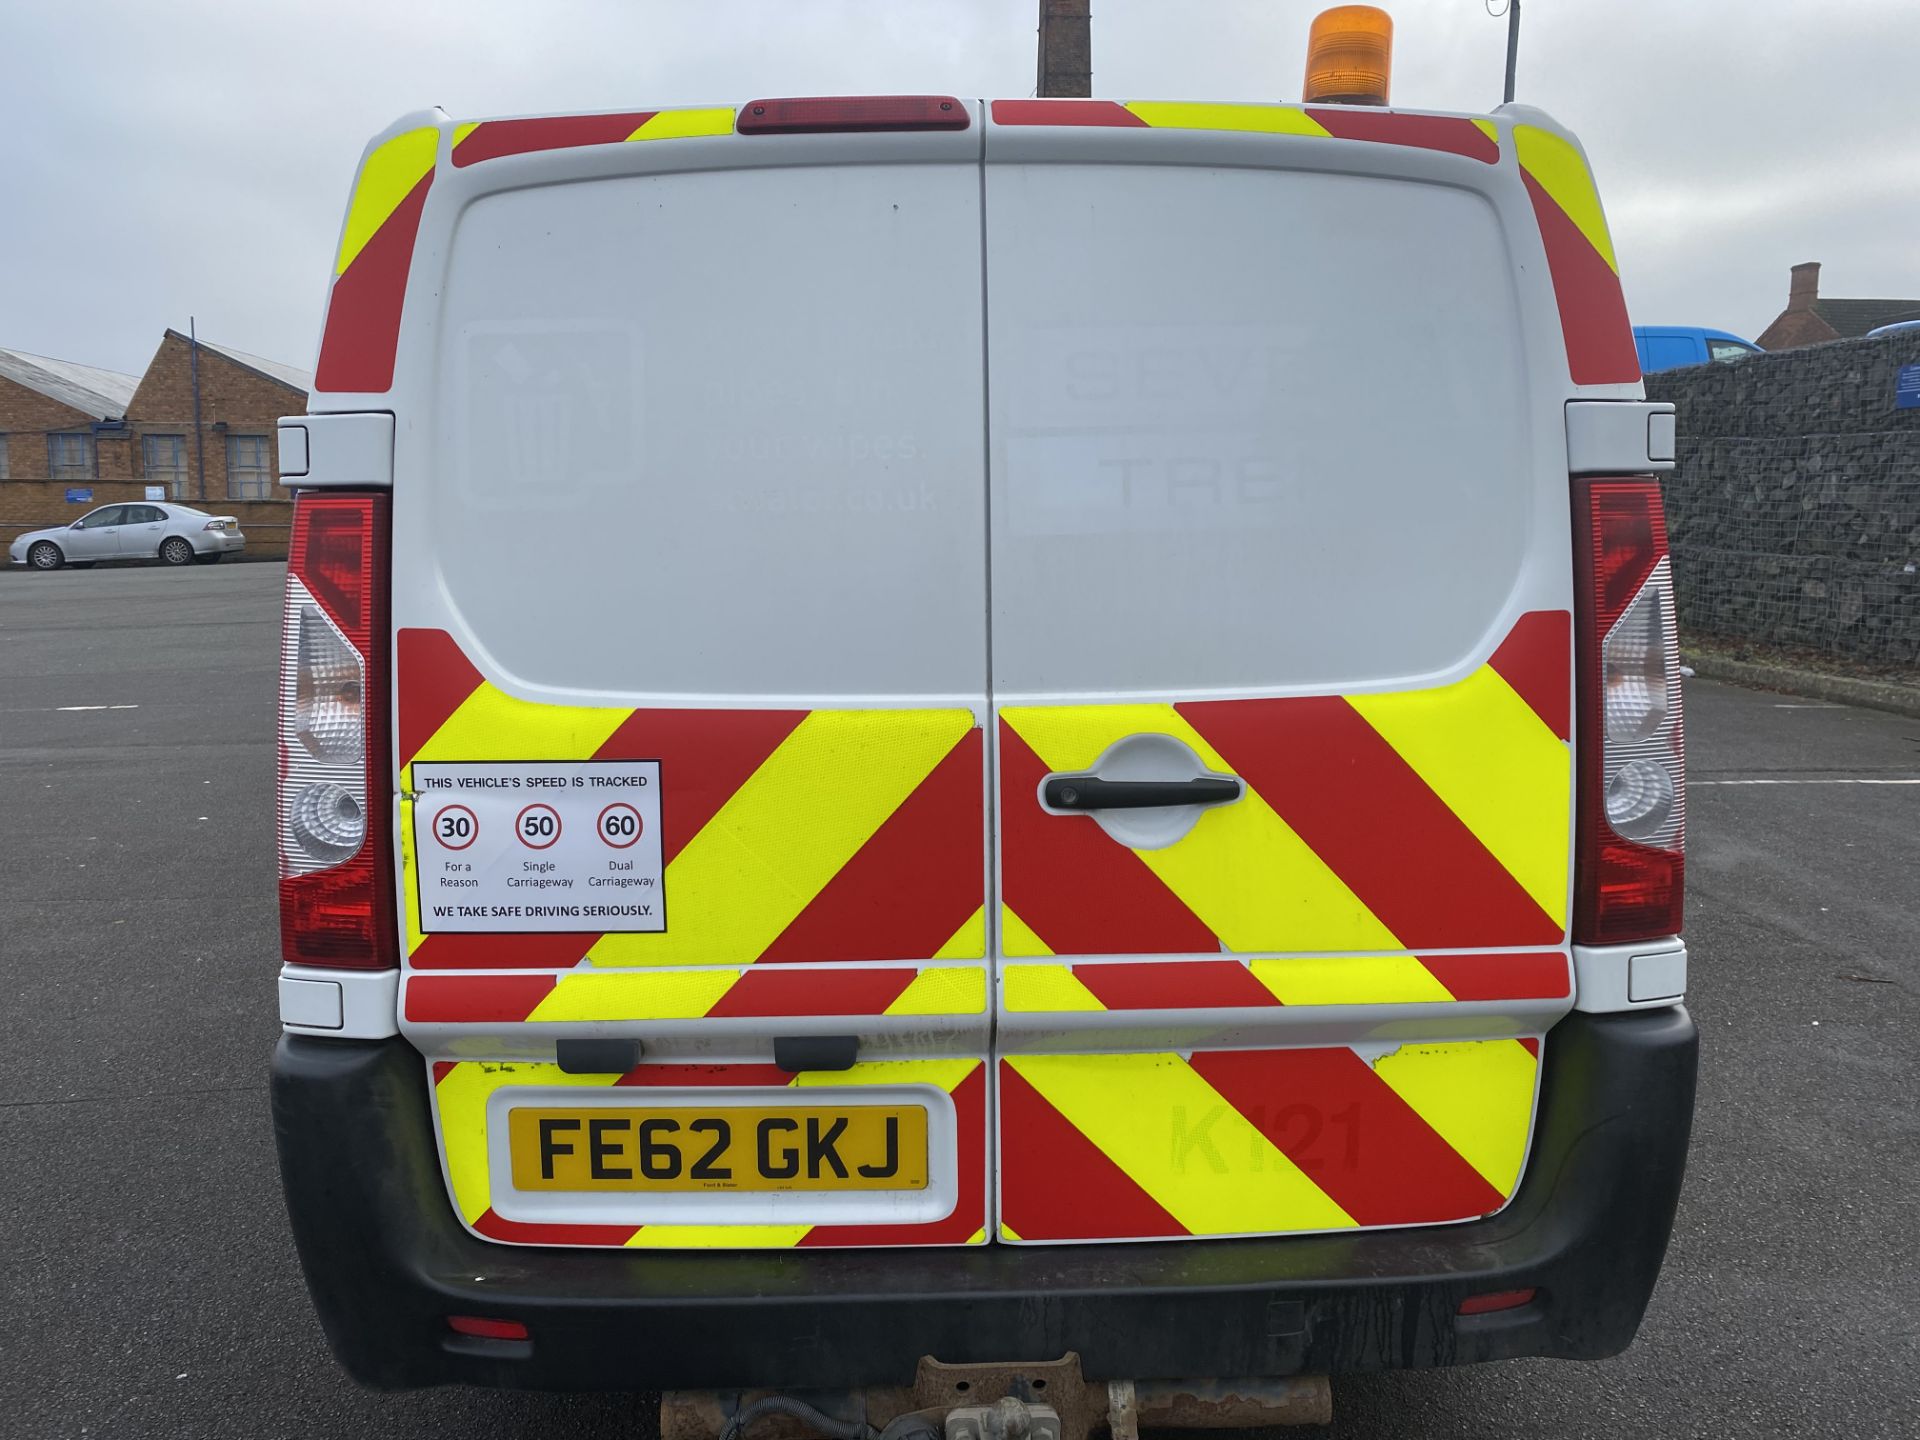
left=446, top=1315, right=530, bottom=1341
left=278, top=492, right=395, bottom=969
left=1458, top=1287, right=1537, bottom=1316
left=736, top=95, right=969, bottom=134
left=1573, top=479, right=1686, bottom=944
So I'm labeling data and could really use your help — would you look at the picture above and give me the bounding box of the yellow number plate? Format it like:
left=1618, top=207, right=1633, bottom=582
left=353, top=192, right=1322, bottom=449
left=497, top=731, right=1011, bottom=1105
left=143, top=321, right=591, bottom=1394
left=507, top=1105, right=928, bottom=1193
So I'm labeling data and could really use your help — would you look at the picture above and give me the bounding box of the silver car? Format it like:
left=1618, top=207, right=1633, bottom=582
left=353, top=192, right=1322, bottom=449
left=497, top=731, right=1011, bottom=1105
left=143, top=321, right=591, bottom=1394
left=8, top=502, right=246, bottom=570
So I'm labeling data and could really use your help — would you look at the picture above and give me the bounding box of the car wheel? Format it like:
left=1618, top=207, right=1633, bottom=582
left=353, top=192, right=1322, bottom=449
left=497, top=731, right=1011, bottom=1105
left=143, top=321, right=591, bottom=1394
left=28, top=541, right=63, bottom=571
left=160, top=536, right=196, bottom=566
left=193, top=551, right=223, bottom=565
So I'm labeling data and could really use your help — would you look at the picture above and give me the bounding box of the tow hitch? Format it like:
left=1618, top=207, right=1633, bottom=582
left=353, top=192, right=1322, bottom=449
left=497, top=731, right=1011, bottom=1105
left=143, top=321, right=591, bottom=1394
left=661, top=1355, right=1333, bottom=1440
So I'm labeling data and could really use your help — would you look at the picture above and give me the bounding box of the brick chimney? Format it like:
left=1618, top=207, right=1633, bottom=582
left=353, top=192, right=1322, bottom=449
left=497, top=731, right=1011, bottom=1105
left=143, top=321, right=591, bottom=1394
left=1788, top=261, right=1821, bottom=312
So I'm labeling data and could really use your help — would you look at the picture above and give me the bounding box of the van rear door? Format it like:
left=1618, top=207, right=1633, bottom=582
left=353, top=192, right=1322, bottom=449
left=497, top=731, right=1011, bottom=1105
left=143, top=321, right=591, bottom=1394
left=983, top=105, right=1576, bottom=1243
left=390, top=112, right=992, bottom=1248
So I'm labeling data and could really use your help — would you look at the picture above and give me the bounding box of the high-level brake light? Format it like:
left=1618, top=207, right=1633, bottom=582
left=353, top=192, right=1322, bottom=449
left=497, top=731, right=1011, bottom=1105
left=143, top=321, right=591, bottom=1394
left=1303, top=6, right=1394, bottom=106
left=736, top=96, right=970, bottom=135
left=277, top=492, right=396, bottom=969
left=1573, top=479, right=1686, bottom=945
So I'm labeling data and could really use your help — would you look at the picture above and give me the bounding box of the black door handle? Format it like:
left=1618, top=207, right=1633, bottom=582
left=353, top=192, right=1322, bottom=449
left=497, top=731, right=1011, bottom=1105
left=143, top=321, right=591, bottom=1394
left=1044, top=776, right=1242, bottom=811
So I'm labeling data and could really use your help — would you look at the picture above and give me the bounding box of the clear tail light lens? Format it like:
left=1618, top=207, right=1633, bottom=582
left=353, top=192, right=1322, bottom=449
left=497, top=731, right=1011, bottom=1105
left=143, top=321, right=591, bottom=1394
left=277, top=493, right=395, bottom=968
left=1573, top=479, right=1686, bottom=944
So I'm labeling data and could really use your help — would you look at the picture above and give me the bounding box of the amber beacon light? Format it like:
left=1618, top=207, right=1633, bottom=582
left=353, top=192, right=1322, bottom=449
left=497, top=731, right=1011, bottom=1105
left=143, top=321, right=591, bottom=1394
left=1303, top=6, right=1394, bottom=106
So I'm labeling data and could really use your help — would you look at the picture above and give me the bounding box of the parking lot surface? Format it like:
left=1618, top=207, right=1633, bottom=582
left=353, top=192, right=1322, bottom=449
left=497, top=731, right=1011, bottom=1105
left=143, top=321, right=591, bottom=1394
left=3, top=561, right=1916, bottom=1438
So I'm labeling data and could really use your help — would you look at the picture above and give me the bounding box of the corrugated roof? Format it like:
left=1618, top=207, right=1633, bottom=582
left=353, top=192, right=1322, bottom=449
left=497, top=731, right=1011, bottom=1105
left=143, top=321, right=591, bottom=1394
left=161, top=330, right=312, bottom=395
left=1811, top=298, right=1920, bottom=339
left=0, top=347, right=142, bottom=420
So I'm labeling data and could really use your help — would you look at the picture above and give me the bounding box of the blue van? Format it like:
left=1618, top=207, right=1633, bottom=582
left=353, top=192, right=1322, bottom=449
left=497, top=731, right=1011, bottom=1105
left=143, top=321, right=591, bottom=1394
left=1633, top=326, right=1763, bottom=373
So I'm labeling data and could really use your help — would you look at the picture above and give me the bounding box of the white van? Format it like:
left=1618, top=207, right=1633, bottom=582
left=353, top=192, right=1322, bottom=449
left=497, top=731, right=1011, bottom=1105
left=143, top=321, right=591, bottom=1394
left=271, top=39, right=1696, bottom=1425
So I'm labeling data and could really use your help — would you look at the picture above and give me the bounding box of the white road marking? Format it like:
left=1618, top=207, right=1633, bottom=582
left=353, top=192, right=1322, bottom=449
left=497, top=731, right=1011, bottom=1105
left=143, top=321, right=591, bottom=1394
left=1694, top=778, right=1920, bottom=786
left=1772, top=703, right=1845, bottom=710
left=53, top=704, right=139, bottom=711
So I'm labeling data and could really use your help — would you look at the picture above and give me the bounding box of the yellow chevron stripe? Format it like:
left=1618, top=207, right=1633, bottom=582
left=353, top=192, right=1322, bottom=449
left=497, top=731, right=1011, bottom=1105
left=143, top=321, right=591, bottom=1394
left=932, top=905, right=986, bottom=961
left=1513, top=124, right=1618, bottom=274
left=1008, top=1052, right=1355, bottom=1235
left=625, top=1224, right=811, bottom=1248
left=1250, top=954, right=1455, bottom=1006
left=1472, top=117, right=1500, bottom=150
left=999, top=904, right=1054, bottom=958
left=999, top=1221, right=1024, bottom=1241
left=415, top=680, right=631, bottom=763
left=1372, top=1039, right=1538, bottom=1193
left=1347, top=667, right=1571, bottom=927
left=791, top=1058, right=978, bottom=1095
left=398, top=765, right=429, bottom=955
left=630, top=106, right=734, bottom=141
left=525, top=969, right=737, bottom=1022
left=436, top=1060, right=612, bottom=1225
left=589, top=710, right=972, bottom=967
left=1126, top=101, right=1330, bottom=137
left=885, top=966, right=988, bottom=1016
left=1003, top=705, right=1401, bottom=953
left=335, top=126, right=438, bottom=276
left=1003, top=964, right=1104, bottom=1012
left=452, top=121, right=479, bottom=150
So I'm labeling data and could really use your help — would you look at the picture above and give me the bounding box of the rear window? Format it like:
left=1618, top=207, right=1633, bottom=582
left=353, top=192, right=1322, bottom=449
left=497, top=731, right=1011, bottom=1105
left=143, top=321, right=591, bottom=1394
left=425, top=163, right=987, bottom=699
left=985, top=163, right=1536, bottom=693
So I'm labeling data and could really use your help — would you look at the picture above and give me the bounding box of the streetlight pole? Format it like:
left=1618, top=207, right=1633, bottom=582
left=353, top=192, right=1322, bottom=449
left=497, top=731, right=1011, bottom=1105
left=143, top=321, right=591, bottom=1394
left=1503, top=0, right=1522, bottom=105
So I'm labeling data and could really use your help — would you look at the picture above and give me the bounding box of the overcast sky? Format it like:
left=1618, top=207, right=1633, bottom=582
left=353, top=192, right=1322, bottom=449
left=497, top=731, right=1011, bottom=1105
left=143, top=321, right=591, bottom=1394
left=2, top=0, right=1914, bottom=377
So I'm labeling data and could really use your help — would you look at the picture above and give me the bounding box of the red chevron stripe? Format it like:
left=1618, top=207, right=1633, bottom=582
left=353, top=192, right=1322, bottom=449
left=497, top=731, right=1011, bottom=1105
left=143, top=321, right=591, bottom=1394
left=799, top=1066, right=987, bottom=1247
left=408, top=931, right=598, bottom=970
left=1306, top=109, right=1498, bottom=163
left=1187, top=1047, right=1508, bottom=1225
left=1073, top=960, right=1279, bottom=1011
left=1522, top=171, right=1640, bottom=385
left=1179, top=696, right=1561, bottom=949
left=406, top=973, right=555, bottom=1022
left=314, top=171, right=430, bottom=393
left=998, top=723, right=1220, bottom=957
left=1418, top=951, right=1570, bottom=1002
left=758, top=728, right=984, bottom=964
left=453, top=112, right=657, bottom=167
left=705, top=966, right=916, bottom=1018
left=613, top=1063, right=793, bottom=1088
left=396, top=628, right=485, bottom=765
left=593, top=707, right=806, bottom=865
left=473, top=1208, right=638, bottom=1247
left=991, top=99, right=1146, bottom=127
left=1488, top=610, right=1572, bottom=741
left=998, top=1062, right=1186, bottom=1240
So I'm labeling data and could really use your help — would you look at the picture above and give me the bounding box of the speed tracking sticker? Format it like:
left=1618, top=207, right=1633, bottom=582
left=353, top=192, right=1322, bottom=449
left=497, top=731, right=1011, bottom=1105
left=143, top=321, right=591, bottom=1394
left=411, top=760, right=664, bottom=933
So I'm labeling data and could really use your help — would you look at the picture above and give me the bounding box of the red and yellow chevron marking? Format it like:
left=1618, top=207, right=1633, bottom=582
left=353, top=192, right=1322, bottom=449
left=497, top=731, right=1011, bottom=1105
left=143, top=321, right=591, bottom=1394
left=406, top=963, right=987, bottom=1024
left=314, top=108, right=737, bottom=394
left=999, top=613, right=1571, bottom=958
left=314, top=126, right=439, bottom=393
left=1513, top=124, right=1639, bottom=386
left=1001, top=952, right=1569, bottom=1012
left=436, top=1057, right=986, bottom=1248
left=990, top=99, right=1500, bottom=163
left=999, top=1038, right=1539, bottom=1242
left=397, top=631, right=985, bottom=973
left=451, top=106, right=735, bottom=167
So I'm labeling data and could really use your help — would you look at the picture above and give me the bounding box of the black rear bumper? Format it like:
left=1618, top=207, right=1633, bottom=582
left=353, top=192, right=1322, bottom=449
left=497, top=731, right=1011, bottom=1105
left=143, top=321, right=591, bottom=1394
left=271, top=1009, right=1697, bottom=1392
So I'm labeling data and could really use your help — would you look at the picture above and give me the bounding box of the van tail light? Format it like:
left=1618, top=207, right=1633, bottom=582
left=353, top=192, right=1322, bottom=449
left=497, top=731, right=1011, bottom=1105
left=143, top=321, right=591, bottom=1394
left=278, top=492, right=396, bottom=969
left=1573, top=478, right=1685, bottom=944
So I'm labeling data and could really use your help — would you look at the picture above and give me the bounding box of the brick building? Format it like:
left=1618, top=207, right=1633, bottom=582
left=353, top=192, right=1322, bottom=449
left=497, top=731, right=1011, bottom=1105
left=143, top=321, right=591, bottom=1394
left=1755, top=262, right=1920, bottom=351
left=1, top=329, right=309, bottom=558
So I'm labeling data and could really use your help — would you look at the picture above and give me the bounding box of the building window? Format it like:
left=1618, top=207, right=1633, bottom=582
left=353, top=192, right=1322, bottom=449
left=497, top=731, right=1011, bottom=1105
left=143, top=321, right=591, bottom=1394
left=226, top=434, right=272, bottom=500
left=48, top=433, right=95, bottom=482
left=143, top=434, right=190, bottom=499
left=0, top=433, right=9, bottom=479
